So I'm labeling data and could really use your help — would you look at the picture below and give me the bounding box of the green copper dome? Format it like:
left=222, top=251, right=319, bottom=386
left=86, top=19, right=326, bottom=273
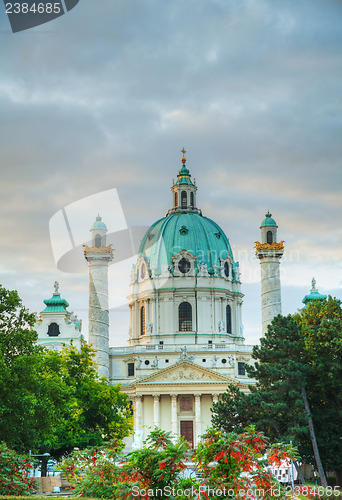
left=91, top=216, right=107, bottom=230
left=260, top=211, right=277, bottom=227
left=302, top=278, right=327, bottom=306
left=138, top=212, right=236, bottom=276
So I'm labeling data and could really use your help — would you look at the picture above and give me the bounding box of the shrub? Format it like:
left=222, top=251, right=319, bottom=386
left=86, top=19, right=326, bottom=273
left=0, top=443, right=36, bottom=496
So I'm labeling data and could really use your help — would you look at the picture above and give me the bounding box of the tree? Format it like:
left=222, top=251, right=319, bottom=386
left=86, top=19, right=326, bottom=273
left=0, top=284, right=134, bottom=459
left=212, top=314, right=329, bottom=486
left=0, top=284, right=64, bottom=452
left=60, top=428, right=191, bottom=499
left=296, top=297, right=342, bottom=485
left=40, top=343, right=134, bottom=458
left=194, top=425, right=297, bottom=500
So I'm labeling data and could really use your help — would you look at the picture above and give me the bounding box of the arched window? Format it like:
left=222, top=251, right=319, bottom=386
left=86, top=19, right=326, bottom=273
left=181, top=191, right=187, bottom=209
left=190, top=192, right=194, bottom=208
left=175, top=192, right=178, bottom=207
left=47, top=322, right=60, bottom=337
left=140, top=306, right=146, bottom=335
left=224, top=262, right=229, bottom=278
left=179, top=302, right=192, bottom=331
left=95, top=234, right=101, bottom=248
left=226, top=305, right=232, bottom=334
left=267, top=231, right=273, bottom=244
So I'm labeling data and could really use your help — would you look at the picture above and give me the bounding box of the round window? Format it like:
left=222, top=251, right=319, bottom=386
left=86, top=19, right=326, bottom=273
left=224, top=262, right=229, bottom=278
left=221, top=358, right=227, bottom=364
left=178, top=258, right=191, bottom=274
left=144, top=360, right=150, bottom=366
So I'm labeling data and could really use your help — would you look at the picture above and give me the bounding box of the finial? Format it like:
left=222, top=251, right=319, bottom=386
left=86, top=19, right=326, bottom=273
left=181, top=147, right=186, bottom=164
left=265, top=211, right=272, bottom=218
left=54, top=280, right=59, bottom=294
left=96, top=214, right=101, bottom=221
left=311, top=277, right=317, bottom=291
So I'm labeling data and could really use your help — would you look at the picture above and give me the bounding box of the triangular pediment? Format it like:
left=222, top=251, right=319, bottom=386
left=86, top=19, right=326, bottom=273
left=134, top=360, right=236, bottom=385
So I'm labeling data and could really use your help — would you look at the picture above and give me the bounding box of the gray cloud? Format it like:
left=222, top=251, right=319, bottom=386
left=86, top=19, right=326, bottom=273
left=1, top=0, right=341, bottom=344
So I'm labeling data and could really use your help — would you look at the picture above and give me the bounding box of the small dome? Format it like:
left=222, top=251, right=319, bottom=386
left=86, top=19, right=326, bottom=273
left=260, top=211, right=277, bottom=227
left=41, top=293, right=69, bottom=313
left=91, top=215, right=107, bottom=231
left=302, top=278, right=327, bottom=306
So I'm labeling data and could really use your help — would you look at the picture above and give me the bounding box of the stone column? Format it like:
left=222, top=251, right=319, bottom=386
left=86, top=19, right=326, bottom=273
left=85, top=252, right=112, bottom=379
left=134, top=395, right=143, bottom=448
left=153, top=394, right=160, bottom=428
left=170, top=394, right=178, bottom=441
left=212, top=393, right=219, bottom=404
left=259, top=256, right=283, bottom=335
left=194, top=393, right=201, bottom=448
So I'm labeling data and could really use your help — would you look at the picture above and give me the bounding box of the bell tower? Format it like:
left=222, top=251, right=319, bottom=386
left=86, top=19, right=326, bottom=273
left=84, top=216, right=113, bottom=379
left=255, top=212, right=284, bottom=335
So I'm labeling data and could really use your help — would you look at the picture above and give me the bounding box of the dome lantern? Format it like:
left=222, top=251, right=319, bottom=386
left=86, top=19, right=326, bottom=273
left=169, top=148, right=199, bottom=215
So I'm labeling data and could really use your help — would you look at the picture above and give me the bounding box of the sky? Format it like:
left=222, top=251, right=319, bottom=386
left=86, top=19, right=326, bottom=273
left=0, top=0, right=341, bottom=346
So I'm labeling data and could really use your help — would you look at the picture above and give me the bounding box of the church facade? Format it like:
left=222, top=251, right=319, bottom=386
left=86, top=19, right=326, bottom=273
left=37, top=151, right=288, bottom=450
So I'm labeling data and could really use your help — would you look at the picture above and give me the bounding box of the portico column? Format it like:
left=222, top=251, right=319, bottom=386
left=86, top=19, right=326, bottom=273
left=194, top=393, right=201, bottom=448
left=171, top=394, right=178, bottom=441
left=212, top=393, right=219, bottom=404
left=134, top=395, right=143, bottom=447
left=153, top=394, right=160, bottom=428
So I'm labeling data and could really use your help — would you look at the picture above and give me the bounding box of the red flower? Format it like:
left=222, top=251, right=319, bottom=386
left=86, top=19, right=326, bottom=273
left=159, top=461, right=166, bottom=469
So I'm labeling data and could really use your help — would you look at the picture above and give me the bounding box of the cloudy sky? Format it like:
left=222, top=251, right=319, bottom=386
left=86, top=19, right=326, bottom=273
left=1, top=0, right=341, bottom=346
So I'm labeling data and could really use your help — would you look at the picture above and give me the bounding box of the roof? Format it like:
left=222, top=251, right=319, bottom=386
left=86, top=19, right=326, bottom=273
left=91, top=215, right=107, bottom=230
left=41, top=293, right=70, bottom=314
left=260, top=211, right=277, bottom=227
left=138, top=211, right=236, bottom=276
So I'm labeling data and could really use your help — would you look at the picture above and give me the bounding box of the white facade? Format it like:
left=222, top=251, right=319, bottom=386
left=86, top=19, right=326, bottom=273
left=36, top=281, right=83, bottom=351
left=107, top=154, right=255, bottom=449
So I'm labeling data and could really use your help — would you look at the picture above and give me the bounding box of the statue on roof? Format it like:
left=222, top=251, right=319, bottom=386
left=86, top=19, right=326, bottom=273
left=54, top=281, right=59, bottom=293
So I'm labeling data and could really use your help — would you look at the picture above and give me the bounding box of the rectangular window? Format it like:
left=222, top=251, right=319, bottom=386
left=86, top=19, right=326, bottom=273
left=128, top=362, right=135, bottom=377
left=179, top=395, right=193, bottom=412
left=238, top=362, right=246, bottom=376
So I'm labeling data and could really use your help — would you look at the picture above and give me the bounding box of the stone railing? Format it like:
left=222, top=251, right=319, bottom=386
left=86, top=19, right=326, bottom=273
left=109, top=343, right=254, bottom=354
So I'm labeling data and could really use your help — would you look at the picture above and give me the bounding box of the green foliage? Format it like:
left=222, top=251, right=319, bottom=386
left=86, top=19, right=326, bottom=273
left=0, top=284, right=133, bottom=458
left=61, top=427, right=297, bottom=500
left=0, top=284, right=60, bottom=452
left=0, top=443, right=37, bottom=496
left=296, top=297, right=342, bottom=474
left=39, top=343, right=134, bottom=458
left=212, top=298, right=342, bottom=482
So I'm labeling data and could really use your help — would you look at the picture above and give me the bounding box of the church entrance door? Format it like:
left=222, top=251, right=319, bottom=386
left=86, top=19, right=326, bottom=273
left=180, top=420, right=194, bottom=447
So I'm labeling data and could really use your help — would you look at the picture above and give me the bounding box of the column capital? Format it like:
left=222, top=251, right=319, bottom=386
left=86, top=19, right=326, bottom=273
left=134, top=394, right=142, bottom=402
left=194, top=392, right=202, bottom=398
left=152, top=393, right=160, bottom=400
left=170, top=393, right=178, bottom=401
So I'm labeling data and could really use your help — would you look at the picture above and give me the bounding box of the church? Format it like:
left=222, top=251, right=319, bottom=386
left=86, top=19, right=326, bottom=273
left=36, top=150, right=319, bottom=450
